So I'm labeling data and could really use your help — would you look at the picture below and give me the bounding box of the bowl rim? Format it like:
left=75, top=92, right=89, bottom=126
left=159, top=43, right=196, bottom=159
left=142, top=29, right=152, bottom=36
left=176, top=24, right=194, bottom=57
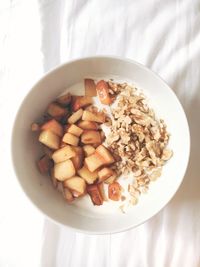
left=11, top=55, right=191, bottom=235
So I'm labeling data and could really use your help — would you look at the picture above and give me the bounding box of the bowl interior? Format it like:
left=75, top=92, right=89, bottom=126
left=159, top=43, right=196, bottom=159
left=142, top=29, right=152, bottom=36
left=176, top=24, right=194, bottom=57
left=12, top=57, right=190, bottom=234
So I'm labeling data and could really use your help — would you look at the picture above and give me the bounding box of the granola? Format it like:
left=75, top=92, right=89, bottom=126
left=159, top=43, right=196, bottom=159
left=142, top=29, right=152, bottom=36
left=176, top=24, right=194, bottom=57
left=104, top=81, right=173, bottom=206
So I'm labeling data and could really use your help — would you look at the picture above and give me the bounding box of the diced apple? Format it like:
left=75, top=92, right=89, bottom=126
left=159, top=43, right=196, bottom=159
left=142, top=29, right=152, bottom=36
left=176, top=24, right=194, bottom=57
left=57, top=181, right=64, bottom=193
left=56, top=92, right=71, bottom=106
left=77, top=120, right=99, bottom=130
left=98, top=183, right=107, bottom=201
left=72, top=96, right=93, bottom=111
left=96, top=80, right=112, bottom=105
left=87, top=184, right=103, bottom=205
left=64, top=124, right=70, bottom=132
left=60, top=142, right=67, bottom=148
left=104, top=175, right=117, bottom=184
left=98, top=167, right=117, bottom=182
left=85, top=152, right=104, bottom=172
left=54, top=159, right=75, bottom=181
left=81, top=130, right=102, bottom=144
left=84, top=79, right=97, bottom=96
left=100, top=131, right=105, bottom=142
left=52, top=145, right=76, bottom=163
left=71, top=146, right=84, bottom=170
left=41, top=119, right=63, bottom=137
left=37, top=155, right=53, bottom=174
left=67, top=124, right=83, bottom=137
left=50, top=168, right=58, bottom=188
left=68, top=109, right=83, bottom=124
left=78, top=165, right=98, bottom=184
left=108, top=182, right=121, bottom=201
left=82, top=110, right=105, bottom=123
left=43, top=146, right=53, bottom=159
left=63, top=176, right=86, bottom=196
left=62, top=187, right=74, bottom=202
left=47, top=103, right=68, bottom=118
left=31, top=122, right=40, bottom=132
left=83, top=145, right=96, bottom=157
left=93, top=143, right=102, bottom=148
left=96, top=145, right=115, bottom=164
left=62, top=133, right=79, bottom=146
left=39, top=130, right=60, bottom=150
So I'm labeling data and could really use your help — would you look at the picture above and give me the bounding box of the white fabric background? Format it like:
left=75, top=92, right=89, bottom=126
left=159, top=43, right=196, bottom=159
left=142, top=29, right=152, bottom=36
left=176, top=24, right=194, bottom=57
left=0, top=0, right=200, bottom=266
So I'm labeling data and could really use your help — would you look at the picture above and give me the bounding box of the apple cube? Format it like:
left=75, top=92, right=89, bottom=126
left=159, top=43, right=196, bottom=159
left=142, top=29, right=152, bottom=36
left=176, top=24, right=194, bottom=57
left=108, top=182, right=121, bottom=201
left=96, top=145, right=114, bottom=164
left=72, top=96, right=93, bottom=111
left=85, top=152, right=104, bottom=172
left=39, top=130, right=60, bottom=150
left=54, top=159, right=75, bottom=181
left=82, top=145, right=95, bottom=157
left=47, top=103, right=68, bottom=118
left=77, top=120, right=99, bottom=130
left=82, top=110, right=105, bottom=123
left=37, top=155, right=53, bottom=174
left=104, top=175, right=117, bottom=184
left=41, top=119, right=63, bottom=137
left=81, top=130, right=102, bottom=144
left=57, top=181, right=64, bottom=193
left=62, top=187, right=74, bottom=202
left=62, top=133, right=79, bottom=146
left=67, top=124, right=83, bottom=137
left=84, top=79, right=97, bottom=96
left=98, top=167, right=117, bottom=182
left=42, top=146, right=53, bottom=159
left=71, top=146, right=84, bottom=170
left=87, top=184, right=103, bottom=205
left=50, top=168, right=58, bottom=188
left=68, top=109, right=83, bottom=124
left=52, top=145, right=76, bottom=163
left=31, top=122, right=40, bottom=132
left=63, top=176, right=86, bottom=196
left=98, top=183, right=107, bottom=201
left=78, top=165, right=98, bottom=184
left=56, top=92, right=71, bottom=106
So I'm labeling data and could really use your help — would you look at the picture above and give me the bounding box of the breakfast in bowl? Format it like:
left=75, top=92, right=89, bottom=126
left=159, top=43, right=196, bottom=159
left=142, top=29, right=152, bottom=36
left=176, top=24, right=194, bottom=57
left=31, top=78, right=173, bottom=212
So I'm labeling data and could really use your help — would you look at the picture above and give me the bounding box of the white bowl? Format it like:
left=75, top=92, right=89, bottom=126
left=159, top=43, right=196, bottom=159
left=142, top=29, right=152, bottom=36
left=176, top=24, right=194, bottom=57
left=11, top=56, right=190, bottom=234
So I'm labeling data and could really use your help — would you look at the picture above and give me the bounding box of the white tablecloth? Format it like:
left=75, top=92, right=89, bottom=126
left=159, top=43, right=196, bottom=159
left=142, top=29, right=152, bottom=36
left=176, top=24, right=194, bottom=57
left=0, top=0, right=200, bottom=266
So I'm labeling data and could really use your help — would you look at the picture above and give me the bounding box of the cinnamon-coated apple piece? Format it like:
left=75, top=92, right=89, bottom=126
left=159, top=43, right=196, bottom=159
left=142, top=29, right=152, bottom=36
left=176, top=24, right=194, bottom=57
left=62, top=187, right=74, bottom=202
left=72, top=96, right=93, bottom=111
left=39, top=130, right=60, bottom=150
left=56, top=92, right=71, bottom=106
left=78, top=165, right=98, bottom=184
left=37, top=155, right=53, bottom=174
left=63, top=176, right=86, bottom=196
left=98, top=167, right=117, bottom=183
left=82, top=110, right=105, bottom=123
left=81, top=130, right=102, bottom=145
left=84, top=152, right=104, bottom=172
left=77, top=120, right=99, bottom=130
left=68, top=109, right=83, bottom=124
left=47, top=103, right=68, bottom=118
left=54, top=159, right=75, bottom=181
left=71, top=146, right=84, bottom=170
left=82, top=145, right=95, bottom=157
left=67, top=124, right=83, bottom=137
left=84, top=79, right=97, bottom=96
left=52, top=145, right=76, bottom=163
left=108, top=182, right=121, bottom=201
left=87, top=184, right=103, bottom=205
left=96, top=145, right=115, bottom=164
left=62, top=133, right=79, bottom=146
left=41, top=119, right=63, bottom=137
